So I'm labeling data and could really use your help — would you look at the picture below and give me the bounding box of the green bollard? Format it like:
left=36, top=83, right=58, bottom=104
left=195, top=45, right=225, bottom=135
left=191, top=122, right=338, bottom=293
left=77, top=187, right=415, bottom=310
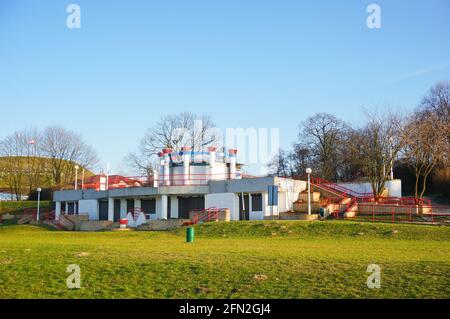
left=186, top=227, right=194, bottom=243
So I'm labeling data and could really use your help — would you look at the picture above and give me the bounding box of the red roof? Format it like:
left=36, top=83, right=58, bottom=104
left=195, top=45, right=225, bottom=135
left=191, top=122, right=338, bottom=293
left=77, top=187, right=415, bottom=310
left=88, top=175, right=142, bottom=186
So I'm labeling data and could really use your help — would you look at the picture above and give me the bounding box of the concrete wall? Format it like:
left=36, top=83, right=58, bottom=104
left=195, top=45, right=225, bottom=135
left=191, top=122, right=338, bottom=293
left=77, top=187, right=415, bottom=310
left=209, top=163, right=228, bottom=181
left=54, top=190, right=108, bottom=201
left=205, top=193, right=240, bottom=221
left=336, top=179, right=402, bottom=197
left=78, top=200, right=98, bottom=220
left=275, top=177, right=306, bottom=212
left=209, top=176, right=275, bottom=193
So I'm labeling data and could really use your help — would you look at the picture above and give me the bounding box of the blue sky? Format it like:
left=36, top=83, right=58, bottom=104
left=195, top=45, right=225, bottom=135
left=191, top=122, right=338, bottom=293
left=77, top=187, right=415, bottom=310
left=1, top=0, right=449, bottom=174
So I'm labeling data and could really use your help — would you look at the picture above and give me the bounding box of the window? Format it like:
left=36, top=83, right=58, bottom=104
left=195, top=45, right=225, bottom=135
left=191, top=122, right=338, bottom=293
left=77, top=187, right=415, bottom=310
left=251, top=194, right=263, bottom=212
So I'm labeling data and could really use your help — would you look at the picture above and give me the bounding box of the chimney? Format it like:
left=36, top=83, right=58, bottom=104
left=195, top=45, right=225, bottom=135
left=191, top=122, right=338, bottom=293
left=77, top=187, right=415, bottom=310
left=181, top=146, right=191, bottom=185
left=162, top=148, right=172, bottom=186
left=228, top=149, right=238, bottom=179
left=208, top=146, right=217, bottom=168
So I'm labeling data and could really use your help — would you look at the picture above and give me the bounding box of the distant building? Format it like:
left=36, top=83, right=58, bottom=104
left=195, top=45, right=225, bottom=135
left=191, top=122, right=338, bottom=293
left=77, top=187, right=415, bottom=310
left=53, top=147, right=402, bottom=224
left=54, top=147, right=305, bottom=222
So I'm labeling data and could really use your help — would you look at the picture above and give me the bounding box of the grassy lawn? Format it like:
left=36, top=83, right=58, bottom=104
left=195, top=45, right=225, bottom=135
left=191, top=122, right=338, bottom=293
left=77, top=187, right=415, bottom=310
left=0, top=221, right=449, bottom=299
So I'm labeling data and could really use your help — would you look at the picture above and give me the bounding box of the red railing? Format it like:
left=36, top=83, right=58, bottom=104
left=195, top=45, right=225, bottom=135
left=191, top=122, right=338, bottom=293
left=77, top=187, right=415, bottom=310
left=23, top=208, right=55, bottom=221
left=311, top=177, right=373, bottom=198
left=335, top=202, right=450, bottom=224
left=355, top=196, right=432, bottom=206
left=77, top=173, right=246, bottom=191
left=81, top=176, right=155, bottom=191
left=191, top=207, right=221, bottom=225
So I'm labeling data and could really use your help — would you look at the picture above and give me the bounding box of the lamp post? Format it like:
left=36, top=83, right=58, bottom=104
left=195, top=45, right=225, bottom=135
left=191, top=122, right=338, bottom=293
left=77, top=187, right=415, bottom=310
left=306, top=168, right=312, bottom=215
left=389, top=137, right=394, bottom=180
left=36, top=188, right=42, bottom=221
left=74, top=165, right=79, bottom=190
left=81, top=168, right=85, bottom=190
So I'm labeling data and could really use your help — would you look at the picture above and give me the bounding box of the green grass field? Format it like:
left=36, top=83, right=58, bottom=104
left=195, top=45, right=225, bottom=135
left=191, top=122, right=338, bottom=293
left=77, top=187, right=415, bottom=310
left=0, top=221, right=449, bottom=299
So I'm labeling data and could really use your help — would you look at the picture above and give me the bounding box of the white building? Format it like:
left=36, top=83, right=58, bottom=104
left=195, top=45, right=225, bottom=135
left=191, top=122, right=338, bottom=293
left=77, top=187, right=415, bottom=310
left=53, top=148, right=306, bottom=222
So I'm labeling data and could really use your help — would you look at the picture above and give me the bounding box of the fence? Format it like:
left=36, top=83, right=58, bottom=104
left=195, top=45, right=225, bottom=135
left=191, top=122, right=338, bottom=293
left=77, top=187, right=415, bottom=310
left=71, top=172, right=245, bottom=191
left=338, top=202, right=450, bottom=224
left=23, top=208, right=55, bottom=221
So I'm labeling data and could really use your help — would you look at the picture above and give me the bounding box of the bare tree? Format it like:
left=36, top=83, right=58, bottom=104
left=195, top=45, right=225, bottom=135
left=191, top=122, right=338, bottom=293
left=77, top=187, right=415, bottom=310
left=299, top=113, right=349, bottom=181
left=267, top=149, right=292, bottom=177
left=0, top=132, right=28, bottom=200
left=419, top=81, right=450, bottom=123
left=128, top=112, right=220, bottom=175
left=41, top=126, right=98, bottom=187
left=352, top=111, right=406, bottom=197
left=339, top=129, right=365, bottom=181
left=0, top=129, right=43, bottom=199
left=289, top=143, right=312, bottom=177
left=402, top=103, right=449, bottom=200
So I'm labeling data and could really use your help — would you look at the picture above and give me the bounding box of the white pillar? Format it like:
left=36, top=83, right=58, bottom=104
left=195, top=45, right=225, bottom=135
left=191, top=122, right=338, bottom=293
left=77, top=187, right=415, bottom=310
left=120, top=199, right=127, bottom=218
left=161, top=195, right=168, bottom=219
left=208, top=146, right=217, bottom=168
left=228, top=149, right=238, bottom=179
left=134, top=198, right=141, bottom=210
left=170, top=196, right=179, bottom=218
left=158, top=152, right=164, bottom=186
left=108, top=197, right=114, bottom=221
left=305, top=168, right=313, bottom=215
left=65, top=202, right=68, bottom=214
left=163, top=148, right=171, bottom=186
left=55, top=202, right=61, bottom=219
left=153, top=169, right=159, bottom=187
left=181, top=146, right=191, bottom=186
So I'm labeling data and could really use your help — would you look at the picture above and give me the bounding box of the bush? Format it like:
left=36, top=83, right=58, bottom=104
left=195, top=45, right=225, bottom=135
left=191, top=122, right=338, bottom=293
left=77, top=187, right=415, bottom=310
left=0, top=201, right=51, bottom=214
left=28, top=188, right=53, bottom=201
left=432, top=167, right=450, bottom=198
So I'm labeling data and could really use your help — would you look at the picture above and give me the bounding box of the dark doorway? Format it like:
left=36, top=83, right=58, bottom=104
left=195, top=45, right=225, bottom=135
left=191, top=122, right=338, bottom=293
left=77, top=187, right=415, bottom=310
left=178, top=196, right=205, bottom=219
left=251, top=194, right=263, bottom=212
left=239, top=194, right=250, bottom=220
left=114, top=200, right=121, bottom=222
left=126, top=199, right=134, bottom=214
left=141, top=199, right=156, bottom=215
left=167, top=198, right=172, bottom=219
left=67, top=202, right=75, bottom=215
left=99, top=201, right=109, bottom=221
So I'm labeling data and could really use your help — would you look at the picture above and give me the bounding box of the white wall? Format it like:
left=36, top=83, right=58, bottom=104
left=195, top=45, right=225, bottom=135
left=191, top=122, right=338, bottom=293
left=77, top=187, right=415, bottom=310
left=205, top=193, right=240, bottom=220
left=78, top=200, right=98, bottom=221
left=336, top=179, right=402, bottom=197
left=278, top=191, right=287, bottom=213
left=209, top=163, right=228, bottom=180
left=385, top=180, right=402, bottom=197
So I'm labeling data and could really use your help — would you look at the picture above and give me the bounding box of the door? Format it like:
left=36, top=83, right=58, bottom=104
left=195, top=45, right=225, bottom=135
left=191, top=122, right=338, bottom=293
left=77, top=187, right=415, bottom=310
left=178, top=196, right=205, bottom=219
left=126, top=199, right=134, bottom=214
left=239, top=194, right=250, bottom=220
left=114, top=200, right=121, bottom=222
left=99, top=201, right=109, bottom=221
left=67, top=202, right=75, bottom=215
left=141, top=199, right=156, bottom=215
